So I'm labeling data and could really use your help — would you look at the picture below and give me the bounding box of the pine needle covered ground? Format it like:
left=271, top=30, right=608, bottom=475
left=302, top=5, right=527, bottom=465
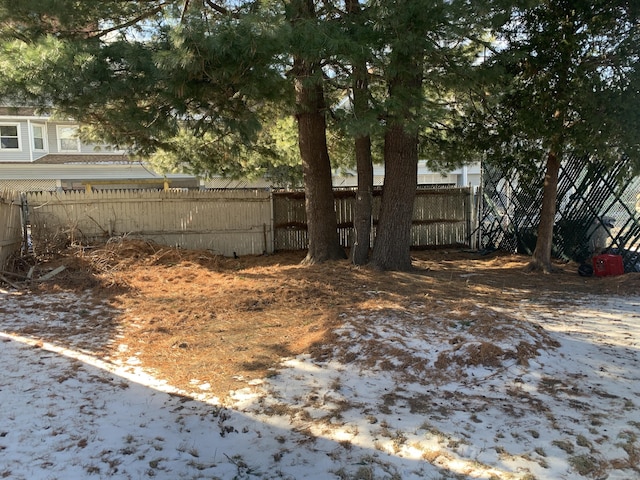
left=10, top=239, right=638, bottom=400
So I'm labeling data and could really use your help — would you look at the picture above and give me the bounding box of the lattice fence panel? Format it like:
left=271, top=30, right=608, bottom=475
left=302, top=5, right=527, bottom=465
left=479, top=155, right=640, bottom=271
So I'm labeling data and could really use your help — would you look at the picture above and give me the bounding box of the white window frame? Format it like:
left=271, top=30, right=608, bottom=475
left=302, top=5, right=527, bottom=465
left=57, top=125, right=81, bottom=152
left=0, top=123, right=21, bottom=150
left=31, top=123, right=47, bottom=151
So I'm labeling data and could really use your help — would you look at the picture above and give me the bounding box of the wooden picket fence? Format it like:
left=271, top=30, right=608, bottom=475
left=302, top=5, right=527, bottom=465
left=26, top=189, right=273, bottom=257
left=0, top=189, right=24, bottom=270
left=22, top=187, right=475, bottom=258
left=273, top=187, right=475, bottom=250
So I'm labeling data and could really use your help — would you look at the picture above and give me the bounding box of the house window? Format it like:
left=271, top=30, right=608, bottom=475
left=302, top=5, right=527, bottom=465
left=0, top=124, right=20, bottom=149
left=57, top=125, right=80, bottom=152
left=32, top=124, right=46, bottom=151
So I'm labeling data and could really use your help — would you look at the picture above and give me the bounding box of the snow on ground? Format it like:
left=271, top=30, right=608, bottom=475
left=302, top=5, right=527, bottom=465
left=1, top=290, right=639, bottom=480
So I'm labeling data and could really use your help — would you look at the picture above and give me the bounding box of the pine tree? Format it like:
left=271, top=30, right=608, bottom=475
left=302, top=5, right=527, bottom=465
left=286, top=0, right=346, bottom=263
left=469, top=0, right=640, bottom=272
left=0, top=0, right=346, bottom=263
left=367, top=0, right=490, bottom=271
left=0, top=0, right=513, bottom=270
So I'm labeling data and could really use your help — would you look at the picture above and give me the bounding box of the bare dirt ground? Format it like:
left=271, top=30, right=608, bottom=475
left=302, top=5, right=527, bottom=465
left=5, top=239, right=638, bottom=401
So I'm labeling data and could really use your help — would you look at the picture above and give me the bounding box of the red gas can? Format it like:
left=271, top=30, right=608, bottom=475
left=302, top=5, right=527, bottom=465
left=592, top=254, right=624, bottom=277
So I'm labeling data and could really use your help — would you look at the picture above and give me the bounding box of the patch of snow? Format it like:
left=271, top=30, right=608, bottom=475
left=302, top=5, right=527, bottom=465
left=1, top=290, right=639, bottom=479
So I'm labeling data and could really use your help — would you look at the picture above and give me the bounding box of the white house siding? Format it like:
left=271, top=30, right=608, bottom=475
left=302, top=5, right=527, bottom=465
left=330, top=162, right=481, bottom=189
left=46, top=121, right=122, bottom=155
left=0, top=121, right=31, bottom=162
left=0, top=111, right=124, bottom=160
left=79, top=142, right=115, bottom=155
left=1, top=108, right=482, bottom=191
left=0, top=163, right=198, bottom=192
left=45, top=124, right=58, bottom=154
left=0, top=162, right=482, bottom=193
left=30, top=151, right=48, bottom=162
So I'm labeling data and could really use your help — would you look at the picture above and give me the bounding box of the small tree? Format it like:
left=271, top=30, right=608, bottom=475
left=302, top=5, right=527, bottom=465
left=470, top=0, right=640, bottom=272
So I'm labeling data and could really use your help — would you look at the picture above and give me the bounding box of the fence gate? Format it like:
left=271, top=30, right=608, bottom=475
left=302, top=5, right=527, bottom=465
left=479, top=156, right=640, bottom=271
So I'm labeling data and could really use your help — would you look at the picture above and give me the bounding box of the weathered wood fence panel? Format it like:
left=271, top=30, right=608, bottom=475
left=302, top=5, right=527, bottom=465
left=22, top=187, right=473, bottom=258
left=272, top=191, right=308, bottom=252
left=410, top=188, right=472, bottom=248
left=0, top=189, right=23, bottom=269
left=26, top=190, right=273, bottom=257
left=273, top=187, right=473, bottom=251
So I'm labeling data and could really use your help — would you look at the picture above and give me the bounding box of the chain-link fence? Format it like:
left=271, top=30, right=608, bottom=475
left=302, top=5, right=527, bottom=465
left=477, top=155, right=640, bottom=271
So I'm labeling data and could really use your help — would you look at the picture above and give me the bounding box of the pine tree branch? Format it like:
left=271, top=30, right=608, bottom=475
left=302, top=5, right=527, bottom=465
left=203, top=0, right=238, bottom=18
left=181, top=0, right=191, bottom=24
left=91, top=3, right=170, bottom=39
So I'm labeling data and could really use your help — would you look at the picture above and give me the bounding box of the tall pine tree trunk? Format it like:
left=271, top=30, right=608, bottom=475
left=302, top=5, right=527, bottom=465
left=529, top=150, right=561, bottom=272
left=371, top=123, right=418, bottom=271
left=346, top=0, right=373, bottom=266
left=289, top=0, right=345, bottom=264
left=295, top=74, right=345, bottom=264
left=370, top=50, right=422, bottom=271
left=352, top=132, right=373, bottom=265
